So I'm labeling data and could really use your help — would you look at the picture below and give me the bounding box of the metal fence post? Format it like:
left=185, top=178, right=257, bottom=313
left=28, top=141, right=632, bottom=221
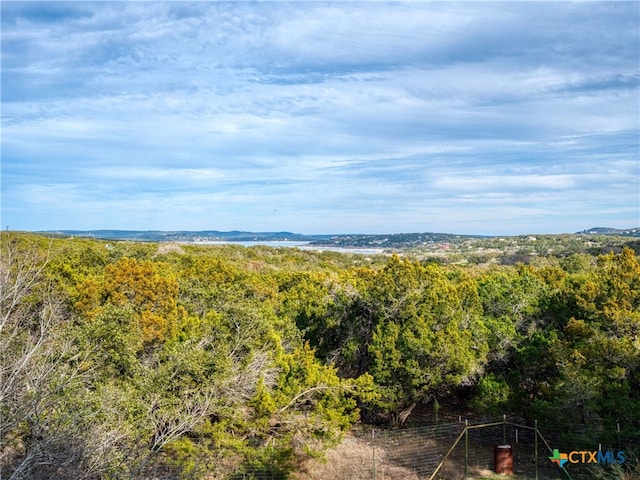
left=372, top=428, right=376, bottom=480
left=503, top=414, right=506, bottom=444
left=464, top=419, right=469, bottom=478
left=534, top=419, right=538, bottom=480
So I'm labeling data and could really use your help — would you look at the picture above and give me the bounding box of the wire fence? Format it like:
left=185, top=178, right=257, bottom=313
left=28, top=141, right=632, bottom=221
left=294, top=416, right=639, bottom=480
left=106, top=417, right=640, bottom=479
left=365, top=417, right=640, bottom=480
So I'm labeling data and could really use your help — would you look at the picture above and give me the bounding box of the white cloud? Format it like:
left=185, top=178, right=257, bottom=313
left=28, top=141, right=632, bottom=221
left=433, top=174, right=577, bottom=191
left=2, top=1, right=638, bottom=234
left=91, top=167, right=225, bottom=182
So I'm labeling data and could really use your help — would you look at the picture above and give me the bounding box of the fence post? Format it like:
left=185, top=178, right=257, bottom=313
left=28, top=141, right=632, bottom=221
left=503, top=414, right=506, bottom=444
left=534, top=419, right=538, bottom=480
left=372, top=428, right=376, bottom=480
left=464, top=419, right=469, bottom=478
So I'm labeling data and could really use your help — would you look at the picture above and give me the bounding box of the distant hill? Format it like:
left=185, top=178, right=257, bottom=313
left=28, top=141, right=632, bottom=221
left=39, top=230, right=332, bottom=243
left=37, top=227, right=640, bottom=248
left=308, top=231, right=485, bottom=248
left=37, top=229, right=487, bottom=248
left=577, top=227, right=640, bottom=237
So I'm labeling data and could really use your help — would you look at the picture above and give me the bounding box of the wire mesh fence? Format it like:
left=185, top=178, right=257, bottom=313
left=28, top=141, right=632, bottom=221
left=127, top=417, right=639, bottom=479
left=364, top=417, right=640, bottom=480
left=370, top=423, right=463, bottom=479
left=302, top=417, right=639, bottom=480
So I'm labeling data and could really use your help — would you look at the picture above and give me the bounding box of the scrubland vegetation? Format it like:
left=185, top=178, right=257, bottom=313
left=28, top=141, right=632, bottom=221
left=1, top=231, right=638, bottom=478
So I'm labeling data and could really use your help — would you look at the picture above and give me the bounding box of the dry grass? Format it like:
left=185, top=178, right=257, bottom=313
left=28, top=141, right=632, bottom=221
left=293, top=430, right=566, bottom=480
left=156, top=243, right=185, bottom=255
left=295, top=434, right=421, bottom=480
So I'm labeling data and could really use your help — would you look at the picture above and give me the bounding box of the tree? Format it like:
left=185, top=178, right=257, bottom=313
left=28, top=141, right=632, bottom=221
left=545, top=248, right=640, bottom=425
left=76, top=257, right=182, bottom=345
left=0, top=235, right=108, bottom=479
left=356, top=256, right=488, bottom=423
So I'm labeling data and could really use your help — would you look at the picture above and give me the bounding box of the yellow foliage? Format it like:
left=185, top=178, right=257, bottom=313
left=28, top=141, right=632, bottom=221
left=76, top=257, right=180, bottom=344
left=565, top=318, right=591, bottom=338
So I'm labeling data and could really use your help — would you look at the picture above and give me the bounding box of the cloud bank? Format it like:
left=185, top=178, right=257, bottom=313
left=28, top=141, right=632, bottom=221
left=2, top=1, right=638, bottom=234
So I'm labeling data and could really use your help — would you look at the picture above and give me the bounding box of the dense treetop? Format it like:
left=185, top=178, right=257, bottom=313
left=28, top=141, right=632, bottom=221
left=1, top=232, right=638, bottom=479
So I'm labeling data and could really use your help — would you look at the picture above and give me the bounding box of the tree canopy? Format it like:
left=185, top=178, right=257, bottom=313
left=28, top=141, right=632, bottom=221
left=1, top=232, right=638, bottom=478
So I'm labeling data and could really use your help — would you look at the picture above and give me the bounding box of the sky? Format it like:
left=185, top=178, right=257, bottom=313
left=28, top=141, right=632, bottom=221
left=1, top=1, right=639, bottom=235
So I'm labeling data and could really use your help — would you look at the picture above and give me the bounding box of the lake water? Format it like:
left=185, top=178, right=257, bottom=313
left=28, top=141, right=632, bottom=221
left=191, top=241, right=386, bottom=255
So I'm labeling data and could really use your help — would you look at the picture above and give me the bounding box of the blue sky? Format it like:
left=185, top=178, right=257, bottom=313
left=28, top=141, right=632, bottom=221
left=2, top=1, right=638, bottom=235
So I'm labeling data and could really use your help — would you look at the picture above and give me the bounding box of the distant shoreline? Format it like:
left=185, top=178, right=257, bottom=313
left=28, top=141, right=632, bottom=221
left=181, top=240, right=387, bottom=255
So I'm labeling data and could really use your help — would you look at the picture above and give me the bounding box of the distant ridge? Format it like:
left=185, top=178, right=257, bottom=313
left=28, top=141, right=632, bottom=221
left=38, top=230, right=332, bottom=243
left=577, top=227, right=640, bottom=237
left=37, top=229, right=487, bottom=249
left=36, top=226, right=640, bottom=248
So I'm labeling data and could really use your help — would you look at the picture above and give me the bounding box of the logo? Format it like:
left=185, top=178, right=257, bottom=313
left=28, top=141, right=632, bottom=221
left=549, top=449, right=568, bottom=468
left=549, top=449, right=625, bottom=468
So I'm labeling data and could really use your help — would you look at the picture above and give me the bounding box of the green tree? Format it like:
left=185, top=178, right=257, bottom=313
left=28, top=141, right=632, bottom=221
left=365, top=257, right=488, bottom=422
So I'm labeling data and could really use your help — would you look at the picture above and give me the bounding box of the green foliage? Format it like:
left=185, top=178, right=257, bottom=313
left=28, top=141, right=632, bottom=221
left=2, top=232, right=639, bottom=478
left=470, top=374, right=511, bottom=413
left=79, top=304, right=143, bottom=377
left=486, top=247, right=640, bottom=430
left=366, top=258, right=488, bottom=416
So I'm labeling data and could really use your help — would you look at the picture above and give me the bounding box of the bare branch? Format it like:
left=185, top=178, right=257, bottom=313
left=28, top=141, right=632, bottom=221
left=277, top=384, right=354, bottom=415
